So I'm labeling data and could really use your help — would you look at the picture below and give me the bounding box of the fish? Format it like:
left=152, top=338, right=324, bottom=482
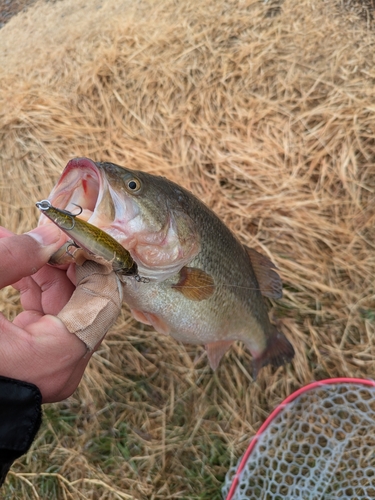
left=36, top=199, right=138, bottom=276
left=39, top=157, right=295, bottom=377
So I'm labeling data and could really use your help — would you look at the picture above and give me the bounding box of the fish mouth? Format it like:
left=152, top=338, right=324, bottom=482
left=39, top=157, right=138, bottom=246
left=44, top=158, right=101, bottom=219
left=40, top=157, right=200, bottom=280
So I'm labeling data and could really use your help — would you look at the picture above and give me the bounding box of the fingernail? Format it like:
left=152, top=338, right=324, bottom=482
left=26, top=224, right=62, bottom=247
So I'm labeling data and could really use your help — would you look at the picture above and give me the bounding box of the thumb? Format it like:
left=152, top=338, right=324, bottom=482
left=0, top=225, right=65, bottom=287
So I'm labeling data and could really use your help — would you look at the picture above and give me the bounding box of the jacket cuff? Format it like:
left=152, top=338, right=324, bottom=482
left=0, top=376, right=42, bottom=486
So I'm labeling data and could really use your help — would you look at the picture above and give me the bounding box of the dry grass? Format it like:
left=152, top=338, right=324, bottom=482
left=0, top=0, right=37, bottom=28
left=1, top=0, right=375, bottom=498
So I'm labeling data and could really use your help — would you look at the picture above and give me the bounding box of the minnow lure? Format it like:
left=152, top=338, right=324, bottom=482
left=36, top=199, right=140, bottom=277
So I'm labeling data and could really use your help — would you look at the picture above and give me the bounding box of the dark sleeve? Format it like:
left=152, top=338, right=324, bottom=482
left=0, top=376, right=42, bottom=486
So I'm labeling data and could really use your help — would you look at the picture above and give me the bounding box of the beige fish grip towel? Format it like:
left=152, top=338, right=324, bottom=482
left=57, top=260, right=123, bottom=350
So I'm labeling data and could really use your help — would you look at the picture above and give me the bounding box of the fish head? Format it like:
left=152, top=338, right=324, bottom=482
left=40, top=158, right=200, bottom=279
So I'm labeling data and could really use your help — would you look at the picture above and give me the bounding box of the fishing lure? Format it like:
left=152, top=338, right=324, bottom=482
left=36, top=199, right=141, bottom=277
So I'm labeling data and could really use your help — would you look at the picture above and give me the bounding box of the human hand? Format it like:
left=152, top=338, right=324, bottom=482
left=0, top=225, right=92, bottom=403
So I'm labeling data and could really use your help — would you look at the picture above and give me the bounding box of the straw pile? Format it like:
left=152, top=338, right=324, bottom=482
left=0, top=0, right=374, bottom=498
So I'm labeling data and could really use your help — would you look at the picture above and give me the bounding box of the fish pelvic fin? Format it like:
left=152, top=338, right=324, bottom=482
left=131, top=309, right=171, bottom=335
left=251, top=328, right=294, bottom=379
left=205, top=340, right=233, bottom=370
left=244, top=245, right=283, bottom=299
left=172, top=266, right=215, bottom=301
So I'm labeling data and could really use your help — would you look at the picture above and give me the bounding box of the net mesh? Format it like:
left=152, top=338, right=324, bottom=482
left=222, top=381, right=375, bottom=500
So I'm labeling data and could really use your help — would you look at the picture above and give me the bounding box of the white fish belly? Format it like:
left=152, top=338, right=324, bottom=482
left=122, top=277, right=268, bottom=353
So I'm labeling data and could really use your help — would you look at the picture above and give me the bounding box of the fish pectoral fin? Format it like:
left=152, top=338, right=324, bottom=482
left=205, top=340, right=233, bottom=370
left=250, top=328, right=294, bottom=379
left=244, top=245, right=283, bottom=299
left=172, top=266, right=215, bottom=301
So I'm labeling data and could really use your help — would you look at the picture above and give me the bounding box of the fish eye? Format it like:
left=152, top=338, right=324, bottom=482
left=125, top=177, right=141, bottom=193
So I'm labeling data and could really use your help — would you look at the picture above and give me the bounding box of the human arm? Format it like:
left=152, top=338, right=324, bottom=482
left=0, top=225, right=91, bottom=485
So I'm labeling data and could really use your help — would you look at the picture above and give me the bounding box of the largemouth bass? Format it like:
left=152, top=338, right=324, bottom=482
left=39, top=157, right=294, bottom=377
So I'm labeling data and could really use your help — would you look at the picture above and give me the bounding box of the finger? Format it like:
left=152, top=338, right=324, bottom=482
left=24, top=315, right=88, bottom=403
left=46, top=334, right=108, bottom=402
left=0, top=227, right=14, bottom=238
left=14, top=266, right=75, bottom=315
left=66, top=263, right=77, bottom=285
left=13, top=310, right=44, bottom=329
left=13, top=276, right=44, bottom=313
left=0, top=311, right=32, bottom=369
left=44, top=352, right=92, bottom=403
left=0, top=225, right=65, bottom=288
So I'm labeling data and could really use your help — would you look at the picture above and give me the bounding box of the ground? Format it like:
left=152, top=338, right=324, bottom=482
left=0, top=0, right=37, bottom=27
left=1, top=0, right=375, bottom=498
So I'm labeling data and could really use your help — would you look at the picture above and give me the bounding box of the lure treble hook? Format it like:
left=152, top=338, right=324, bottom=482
left=36, top=200, right=83, bottom=230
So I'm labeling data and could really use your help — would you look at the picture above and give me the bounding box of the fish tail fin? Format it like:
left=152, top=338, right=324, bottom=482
left=251, top=328, right=295, bottom=379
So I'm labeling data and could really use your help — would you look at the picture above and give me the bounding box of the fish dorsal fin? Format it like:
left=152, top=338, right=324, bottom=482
left=172, top=266, right=215, bottom=301
left=205, top=340, right=233, bottom=370
left=244, top=245, right=283, bottom=299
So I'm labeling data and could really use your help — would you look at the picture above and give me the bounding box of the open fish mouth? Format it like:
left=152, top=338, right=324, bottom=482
left=38, top=157, right=139, bottom=246
left=40, top=157, right=104, bottom=224
left=39, top=157, right=200, bottom=280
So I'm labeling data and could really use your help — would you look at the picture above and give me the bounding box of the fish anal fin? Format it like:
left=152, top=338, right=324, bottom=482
left=251, top=328, right=294, bottom=379
left=244, top=245, right=283, bottom=299
left=172, top=266, right=215, bottom=301
left=205, top=340, right=233, bottom=370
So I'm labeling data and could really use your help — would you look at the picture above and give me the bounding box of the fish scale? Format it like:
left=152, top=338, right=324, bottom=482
left=39, top=157, right=294, bottom=377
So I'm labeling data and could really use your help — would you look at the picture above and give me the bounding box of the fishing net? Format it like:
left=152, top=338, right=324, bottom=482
left=222, top=378, right=375, bottom=500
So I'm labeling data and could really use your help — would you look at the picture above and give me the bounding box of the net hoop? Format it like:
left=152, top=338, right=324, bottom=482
left=225, top=377, right=375, bottom=500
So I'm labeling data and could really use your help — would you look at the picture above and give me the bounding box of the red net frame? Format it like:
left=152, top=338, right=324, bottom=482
left=225, top=377, right=375, bottom=500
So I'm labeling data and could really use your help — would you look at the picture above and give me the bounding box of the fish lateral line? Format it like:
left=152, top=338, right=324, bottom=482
left=172, top=282, right=269, bottom=291
left=219, top=282, right=281, bottom=297
left=172, top=279, right=278, bottom=294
